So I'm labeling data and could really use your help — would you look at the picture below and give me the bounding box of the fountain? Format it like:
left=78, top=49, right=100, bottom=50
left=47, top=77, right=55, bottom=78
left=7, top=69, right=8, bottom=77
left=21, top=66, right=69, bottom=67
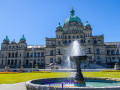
left=70, top=56, right=87, bottom=86
left=25, top=40, right=120, bottom=90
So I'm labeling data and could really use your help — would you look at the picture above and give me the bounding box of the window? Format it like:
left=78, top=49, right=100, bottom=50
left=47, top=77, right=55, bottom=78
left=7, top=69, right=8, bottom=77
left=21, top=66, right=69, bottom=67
left=73, top=36, right=75, bottom=38
left=94, top=40, right=97, bottom=44
left=107, top=57, right=111, bottom=62
left=30, top=53, right=33, bottom=57
left=88, top=40, right=90, bottom=43
left=81, top=40, right=84, bottom=44
left=112, top=57, right=115, bottom=62
left=15, top=52, right=18, bottom=57
left=12, top=52, right=14, bottom=57
left=69, top=40, right=71, bottom=44
left=88, top=48, right=91, bottom=54
left=64, top=40, right=67, bottom=45
left=97, top=56, right=100, bottom=61
left=116, top=50, right=119, bottom=55
left=8, top=60, right=10, bottom=65
left=77, top=36, right=79, bottom=38
left=65, top=36, right=66, bottom=39
left=98, top=40, right=101, bottom=44
left=34, top=52, right=36, bottom=57
left=96, top=48, right=100, bottom=54
left=26, top=60, right=28, bottom=64
left=111, top=50, right=115, bottom=55
left=107, top=50, right=110, bottom=55
left=15, top=59, right=17, bottom=64
left=34, top=59, right=36, bottom=64
left=49, top=42, right=51, bottom=46
left=41, top=52, right=44, bottom=57
left=50, top=50, right=54, bottom=56
left=58, top=49, right=60, bottom=54
left=50, top=58, right=53, bottom=63
left=8, top=53, right=11, bottom=57
left=41, top=59, right=45, bottom=65
left=27, top=52, right=29, bottom=57
left=58, top=41, right=60, bottom=45
left=38, top=52, right=40, bottom=57
left=69, top=36, right=71, bottom=39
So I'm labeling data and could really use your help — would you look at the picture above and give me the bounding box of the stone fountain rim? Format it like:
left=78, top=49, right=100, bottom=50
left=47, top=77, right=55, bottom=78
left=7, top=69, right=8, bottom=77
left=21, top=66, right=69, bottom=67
left=25, top=77, right=120, bottom=89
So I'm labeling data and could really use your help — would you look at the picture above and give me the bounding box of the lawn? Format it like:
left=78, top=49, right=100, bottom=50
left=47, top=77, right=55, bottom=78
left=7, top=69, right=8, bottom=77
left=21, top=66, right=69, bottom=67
left=1, top=72, right=120, bottom=84
left=83, top=72, right=120, bottom=78
left=0, top=72, right=69, bottom=84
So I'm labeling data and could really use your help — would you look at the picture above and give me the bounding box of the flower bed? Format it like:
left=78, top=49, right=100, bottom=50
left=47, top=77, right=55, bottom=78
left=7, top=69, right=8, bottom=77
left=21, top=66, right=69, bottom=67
left=101, top=70, right=120, bottom=72
left=0, top=72, right=20, bottom=74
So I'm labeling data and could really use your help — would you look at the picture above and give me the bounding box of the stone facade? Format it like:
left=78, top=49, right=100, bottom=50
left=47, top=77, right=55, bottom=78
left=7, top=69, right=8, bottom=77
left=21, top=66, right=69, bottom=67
left=0, top=8, right=120, bottom=68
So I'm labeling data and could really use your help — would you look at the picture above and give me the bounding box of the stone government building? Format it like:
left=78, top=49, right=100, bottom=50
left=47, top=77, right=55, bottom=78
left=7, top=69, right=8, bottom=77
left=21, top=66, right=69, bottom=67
left=0, top=8, right=120, bottom=68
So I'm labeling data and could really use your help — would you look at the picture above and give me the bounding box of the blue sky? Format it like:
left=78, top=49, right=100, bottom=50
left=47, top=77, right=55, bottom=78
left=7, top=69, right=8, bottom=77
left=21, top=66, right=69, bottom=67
left=0, top=0, right=120, bottom=46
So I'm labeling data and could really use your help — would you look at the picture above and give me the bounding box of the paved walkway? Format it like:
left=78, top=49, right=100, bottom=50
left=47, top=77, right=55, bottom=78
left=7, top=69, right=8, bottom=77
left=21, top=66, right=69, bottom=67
left=0, top=82, right=26, bottom=90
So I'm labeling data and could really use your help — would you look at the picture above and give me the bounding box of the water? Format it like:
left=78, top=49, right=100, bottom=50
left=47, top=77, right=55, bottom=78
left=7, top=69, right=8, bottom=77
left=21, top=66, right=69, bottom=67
left=63, top=40, right=85, bottom=69
left=40, top=80, right=120, bottom=88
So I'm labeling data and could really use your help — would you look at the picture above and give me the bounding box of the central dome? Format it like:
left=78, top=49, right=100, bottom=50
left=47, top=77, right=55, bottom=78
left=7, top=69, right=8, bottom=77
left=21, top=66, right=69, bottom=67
left=65, top=8, right=82, bottom=24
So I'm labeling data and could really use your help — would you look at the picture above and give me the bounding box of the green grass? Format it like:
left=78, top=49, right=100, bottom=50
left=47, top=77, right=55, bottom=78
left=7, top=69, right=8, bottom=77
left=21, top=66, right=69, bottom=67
left=0, top=72, right=69, bottom=84
left=83, top=72, right=120, bottom=78
left=1, top=72, right=120, bottom=84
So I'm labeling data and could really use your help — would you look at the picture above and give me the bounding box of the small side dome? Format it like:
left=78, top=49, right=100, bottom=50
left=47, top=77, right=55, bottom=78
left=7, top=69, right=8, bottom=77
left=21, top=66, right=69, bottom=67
left=57, top=22, right=62, bottom=28
left=20, top=35, right=26, bottom=43
left=3, top=36, right=9, bottom=44
left=84, top=21, right=91, bottom=27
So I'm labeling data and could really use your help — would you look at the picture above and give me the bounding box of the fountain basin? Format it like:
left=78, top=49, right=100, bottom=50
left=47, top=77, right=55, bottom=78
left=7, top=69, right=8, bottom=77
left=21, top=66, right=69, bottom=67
left=25, top=77, right=120, bottom=90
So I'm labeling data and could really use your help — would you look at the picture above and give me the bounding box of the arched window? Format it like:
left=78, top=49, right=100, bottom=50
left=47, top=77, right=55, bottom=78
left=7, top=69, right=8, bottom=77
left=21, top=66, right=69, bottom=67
left=30, top=53, right=33, bottom=57
left=111, top=50, right=115, bottom=55
left=69, top=40, right=71, bottom=44
left=50, top=50, right=54, bottom=56
left=64, top=40, right=67, bottom=45
left=98, top=40, right=101, bottom=44
left=96, top=48, right=100, bottom=54
left=38, top=52, right=40, bottom=57
left=94, top=40, right=97, bottom=44
left=12, top=52, right=14, bottom=57
left=107, top=50, right=110, bottom=55
left=34, top=52, right=36, bottom=57
left=77, top=36, right=79, bottom=38
left=116, top=50, right=119, bottom=55
left=27, top=52, right=29, bottom=57
left=81, top=40, right=84, bottom=44
left=50, top=58, right=53, bottom=63
left=41, top=52, right=44, bottom=57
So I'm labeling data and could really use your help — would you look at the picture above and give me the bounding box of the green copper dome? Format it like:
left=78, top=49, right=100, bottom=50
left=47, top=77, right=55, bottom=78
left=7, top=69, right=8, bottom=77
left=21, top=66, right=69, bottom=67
left=65, top=8, right=81, bottom=24
left=20, top=35, right=26, bottom=41
left=84, top=21, right=91, bottom=27
left=57, top=22, right=62, bottom=28
left=4, top=36, right=9, bottom=41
